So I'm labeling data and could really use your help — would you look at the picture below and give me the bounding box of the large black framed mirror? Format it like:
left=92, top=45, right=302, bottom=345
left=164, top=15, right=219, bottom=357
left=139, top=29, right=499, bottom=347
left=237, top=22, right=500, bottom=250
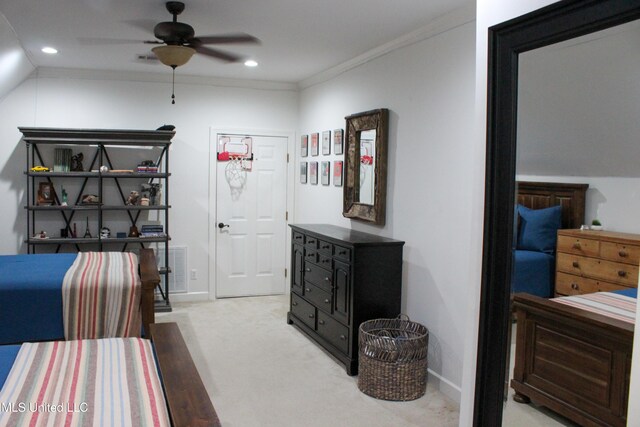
left=475, top=1, right=640, bottom=426
left=343, top=108, right=389, bottom=225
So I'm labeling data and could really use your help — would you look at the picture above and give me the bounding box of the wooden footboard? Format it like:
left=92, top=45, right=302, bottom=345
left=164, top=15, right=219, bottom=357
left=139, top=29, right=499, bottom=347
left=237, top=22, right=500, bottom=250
left=139, top=248, right=160, bottom=336
left=151, top=322, right=221, bottom=427
left=511, top=293, right=634, bottom=427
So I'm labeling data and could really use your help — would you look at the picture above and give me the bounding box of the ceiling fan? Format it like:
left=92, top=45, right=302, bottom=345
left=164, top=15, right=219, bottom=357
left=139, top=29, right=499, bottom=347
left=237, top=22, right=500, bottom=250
left=146, top=1, right=259, bottom=68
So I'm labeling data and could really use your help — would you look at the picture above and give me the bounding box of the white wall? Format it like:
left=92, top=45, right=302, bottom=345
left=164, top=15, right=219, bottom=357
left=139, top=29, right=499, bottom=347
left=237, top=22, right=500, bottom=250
left=298, top=16, right=476, bottom=402
left=0, top=68, right=298, bottom=299
left=0, top=12, right=34, bottom=101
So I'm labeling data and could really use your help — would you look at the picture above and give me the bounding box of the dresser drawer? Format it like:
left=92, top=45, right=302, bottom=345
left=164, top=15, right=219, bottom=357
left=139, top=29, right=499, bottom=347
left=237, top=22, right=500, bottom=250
left=318, top=239, right=333, bottom=254
left=556, top=253, right=638, bottom=286
left=304, top=262, right=333, bottom=292
left=305, top=235, right=319, bottom=249
left=291, top=293, right=316, bottom=330
left=600, top=241, right=640, bottom=265
left=303, top=282, right=333, bottom=314
left=557, top=235, right=600, bottom=257
left=317, top=311, right=349, bottom=354
left=292, top=231, right=305, bottom=245
left=555, top=272, right=629, bottom=296
left=333, top=245, right=351, bottom=261
left=304, top=249, right=332, bottom=269
left=305, top=249, right=318, bottom=263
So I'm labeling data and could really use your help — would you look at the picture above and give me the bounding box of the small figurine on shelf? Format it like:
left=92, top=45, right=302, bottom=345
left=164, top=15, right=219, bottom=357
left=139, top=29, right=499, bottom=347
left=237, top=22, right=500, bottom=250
left=34, top=230, right=48, bottom=239
left=71, top=153, right=84, bottom=172
left=126, top=191, right=140, bottom=206
left=83, top=217, right=91, bottom=238
left=60, top=187, right=68, bottom=206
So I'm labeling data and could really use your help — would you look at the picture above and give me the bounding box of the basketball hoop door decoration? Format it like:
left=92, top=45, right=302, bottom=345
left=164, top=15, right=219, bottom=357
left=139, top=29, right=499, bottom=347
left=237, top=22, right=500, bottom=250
left=217, top=136, right=254, bottom=198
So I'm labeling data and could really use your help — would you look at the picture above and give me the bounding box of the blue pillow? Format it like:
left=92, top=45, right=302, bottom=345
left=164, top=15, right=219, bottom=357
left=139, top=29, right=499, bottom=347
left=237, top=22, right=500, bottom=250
left=517, top=205, right=562, bottom=254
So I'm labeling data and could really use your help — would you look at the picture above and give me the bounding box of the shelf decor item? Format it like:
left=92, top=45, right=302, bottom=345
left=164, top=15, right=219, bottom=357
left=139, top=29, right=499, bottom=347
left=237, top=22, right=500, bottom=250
left=53, top=148, right=72, bottom=172
left=37, top=182, right=54, bottom=206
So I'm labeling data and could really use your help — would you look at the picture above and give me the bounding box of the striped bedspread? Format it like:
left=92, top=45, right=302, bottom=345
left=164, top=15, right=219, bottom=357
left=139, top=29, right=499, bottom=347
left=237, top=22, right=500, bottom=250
left=0, top=338, right=170, bottom=427
left=553, top=291, right=636, bottom=324
left=62, top=252, right=141, bottom=340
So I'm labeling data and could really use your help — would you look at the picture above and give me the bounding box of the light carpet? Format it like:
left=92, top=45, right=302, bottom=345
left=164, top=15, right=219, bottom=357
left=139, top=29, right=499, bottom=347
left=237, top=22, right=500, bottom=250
left=157, top=294, right=459, bottom=427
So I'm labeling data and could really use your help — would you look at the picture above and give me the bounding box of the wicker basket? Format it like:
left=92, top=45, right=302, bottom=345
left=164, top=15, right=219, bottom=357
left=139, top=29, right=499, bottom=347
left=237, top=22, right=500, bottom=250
left=357, top=316, right=429, bottom=401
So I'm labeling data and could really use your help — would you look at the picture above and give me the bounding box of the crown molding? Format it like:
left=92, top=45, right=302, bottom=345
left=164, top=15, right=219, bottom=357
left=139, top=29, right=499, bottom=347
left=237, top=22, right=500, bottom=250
left=32, top=67, right=298, bottom=92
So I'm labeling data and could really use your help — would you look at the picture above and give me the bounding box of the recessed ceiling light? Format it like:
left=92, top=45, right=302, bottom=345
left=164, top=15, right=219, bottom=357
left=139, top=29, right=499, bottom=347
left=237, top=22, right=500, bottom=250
left=41, top=47, right=58, bottom=54
left=244, top=60, right=258, bottom=67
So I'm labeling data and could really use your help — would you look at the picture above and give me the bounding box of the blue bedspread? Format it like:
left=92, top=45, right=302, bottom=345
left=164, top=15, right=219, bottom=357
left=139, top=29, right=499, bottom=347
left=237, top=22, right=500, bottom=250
left=0, top=254, right=76, bottom=345
left=512, top=250, right=555, bottom=298
left=0, top=345, right=19, bottom=389
left=611, top=287, right=638, bottom=298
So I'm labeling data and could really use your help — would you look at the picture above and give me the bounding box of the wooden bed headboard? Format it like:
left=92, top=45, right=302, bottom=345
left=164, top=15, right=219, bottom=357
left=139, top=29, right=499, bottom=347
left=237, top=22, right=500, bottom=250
left=516, top=181, right=589, bottom=229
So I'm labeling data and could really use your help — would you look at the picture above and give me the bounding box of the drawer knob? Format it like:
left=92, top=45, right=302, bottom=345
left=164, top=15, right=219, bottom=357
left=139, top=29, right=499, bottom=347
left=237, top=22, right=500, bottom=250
left=305, top=268, right=311, bottom=272
left=572, top=242, right=581, bottom=249
left=324, top=299, right=330, bottom=304
left=292, top=301, right=298, bottom=306
left=338, top=250, right=347, bottom=255
left=619, top=250, right=628, bottom=258
left=571, top=283, right=579, bottom=290
left=319, top=320, right=325, bottom=325
left=309, top=314, right=315, bottom=319
left=325, top=277, right=331, bottom=282
left=340, top=335, right=346, bottom=340
left=322, top=259, right=329, bottom=264
left=572, top=261, right=580, bottom=268
left=306, top=288, right=311, bottom=293
left=322, top=245, right=330, bottom=249
left=618, top=270, right=627, bottom=277
left=308, top=239, right=315, bottom=244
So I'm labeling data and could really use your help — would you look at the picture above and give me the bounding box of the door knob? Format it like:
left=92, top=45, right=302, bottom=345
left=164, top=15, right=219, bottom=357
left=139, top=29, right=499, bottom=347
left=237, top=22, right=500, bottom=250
left=218, top=222, right=230, bottom=229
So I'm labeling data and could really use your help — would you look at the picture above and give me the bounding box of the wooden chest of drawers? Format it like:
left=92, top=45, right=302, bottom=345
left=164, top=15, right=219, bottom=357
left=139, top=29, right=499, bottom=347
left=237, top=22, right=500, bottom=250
left=287, top=224, right=404, bottom=375
left=555, top=229, right=640, bottom=296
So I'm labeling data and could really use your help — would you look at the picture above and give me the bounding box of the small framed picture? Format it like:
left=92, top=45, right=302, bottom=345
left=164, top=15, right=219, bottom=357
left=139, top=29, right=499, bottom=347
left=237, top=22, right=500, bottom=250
left=333, top=161, right=343, bottom=187
left=300, top=162, right=308, bottom=184
left=300, top=135, right=308, bottom=157
left=311, top=133, right=319, bottom=156
left=37, top=182, right=55, bottom=206
left=333, top=129, right=344, bottom=155
left=321, top=161, right=330, bottom=185
left=322, top=131, right=331, bottom=155
left=310, top=162, right=318, bottom=185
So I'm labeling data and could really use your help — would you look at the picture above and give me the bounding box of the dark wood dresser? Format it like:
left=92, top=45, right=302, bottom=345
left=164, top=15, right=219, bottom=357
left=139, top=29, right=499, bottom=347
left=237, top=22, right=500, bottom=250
left=287, top=224, right=404, bottom=375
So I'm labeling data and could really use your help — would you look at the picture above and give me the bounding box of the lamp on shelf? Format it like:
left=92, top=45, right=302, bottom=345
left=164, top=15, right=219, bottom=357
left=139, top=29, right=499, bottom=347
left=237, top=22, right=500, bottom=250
left=151, top=45, right=195, bottom=104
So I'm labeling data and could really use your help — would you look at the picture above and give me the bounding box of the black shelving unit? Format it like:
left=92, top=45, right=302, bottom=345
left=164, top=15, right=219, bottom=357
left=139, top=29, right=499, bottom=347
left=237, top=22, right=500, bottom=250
left=20, top=127, right=174, bottom=311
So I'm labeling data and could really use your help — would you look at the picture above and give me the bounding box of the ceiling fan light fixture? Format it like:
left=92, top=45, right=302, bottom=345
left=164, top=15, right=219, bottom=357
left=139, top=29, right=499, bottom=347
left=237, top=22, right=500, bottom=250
left=41, top=47, right=58, bottom=54
left=152, top=45, right=195, bottom=67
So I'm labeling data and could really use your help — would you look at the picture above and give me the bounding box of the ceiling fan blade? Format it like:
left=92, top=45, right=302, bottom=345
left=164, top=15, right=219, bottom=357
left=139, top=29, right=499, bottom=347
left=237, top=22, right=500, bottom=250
left=143, top=40, right=164, bottom=45
left=193, top=33, right=260, bottom=45
left=194, top=45, right=243, bottom=63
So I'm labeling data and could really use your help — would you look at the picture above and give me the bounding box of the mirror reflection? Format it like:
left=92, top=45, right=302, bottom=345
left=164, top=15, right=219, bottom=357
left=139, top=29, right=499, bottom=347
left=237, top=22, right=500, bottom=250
left=358, top=129, right=376, bottom=205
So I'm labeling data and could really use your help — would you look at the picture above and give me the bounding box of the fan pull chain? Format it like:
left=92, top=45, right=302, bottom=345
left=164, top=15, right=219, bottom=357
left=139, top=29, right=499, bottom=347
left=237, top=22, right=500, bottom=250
left=171, top=66, right=176, bottom=104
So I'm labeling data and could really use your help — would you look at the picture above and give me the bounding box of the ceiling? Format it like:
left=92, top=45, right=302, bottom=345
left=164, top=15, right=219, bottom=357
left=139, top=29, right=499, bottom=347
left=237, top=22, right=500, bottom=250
left=0, top=0, right=471, bottom=84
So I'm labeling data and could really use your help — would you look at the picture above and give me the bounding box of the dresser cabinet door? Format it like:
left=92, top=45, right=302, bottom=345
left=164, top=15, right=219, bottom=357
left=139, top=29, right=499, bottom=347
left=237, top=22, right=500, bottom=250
left=333, top=260, right=350, bottom=324
left=291, top=245, right=304, bottom=295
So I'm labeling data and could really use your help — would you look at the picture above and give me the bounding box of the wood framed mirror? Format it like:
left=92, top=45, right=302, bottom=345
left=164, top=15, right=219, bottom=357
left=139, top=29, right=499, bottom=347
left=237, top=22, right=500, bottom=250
left=343, top=108, right=389, bottom=225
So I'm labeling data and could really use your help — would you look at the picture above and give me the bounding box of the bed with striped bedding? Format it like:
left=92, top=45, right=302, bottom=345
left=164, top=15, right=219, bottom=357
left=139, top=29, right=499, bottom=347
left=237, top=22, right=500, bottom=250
left=552, top=290, right=636, bottom=324
left=0, top=338, right=169, bottom=427
left=62, top=252, right=141, bottom=340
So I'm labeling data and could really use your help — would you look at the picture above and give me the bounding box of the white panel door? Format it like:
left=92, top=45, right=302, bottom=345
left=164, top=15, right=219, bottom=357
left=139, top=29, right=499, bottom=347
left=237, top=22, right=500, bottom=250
left=215, top=134, right=287, bottom=297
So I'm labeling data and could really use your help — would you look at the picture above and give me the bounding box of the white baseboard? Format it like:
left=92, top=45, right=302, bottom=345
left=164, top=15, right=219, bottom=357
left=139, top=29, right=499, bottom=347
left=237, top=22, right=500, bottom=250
left=428, top=369, right=461, bottom=405
left=167, top=292, right=210, bottom=303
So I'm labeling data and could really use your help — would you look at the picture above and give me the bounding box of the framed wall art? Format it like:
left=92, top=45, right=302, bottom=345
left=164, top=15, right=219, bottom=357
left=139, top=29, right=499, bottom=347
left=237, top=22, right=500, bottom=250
left=333, top=128, right=344, bottom=155
left=333, top=160, right=343, bottom=187
left=310, top=161, right=318, bottom=185
left=321, top=161, right=330, bottom=185
left=300, top=135, right=308, bottom=157
left=311, top=133, right=319, bottom=156
left=322, top=131, right=331, bottom=155
left=300, top=162, right=308, bottom=184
